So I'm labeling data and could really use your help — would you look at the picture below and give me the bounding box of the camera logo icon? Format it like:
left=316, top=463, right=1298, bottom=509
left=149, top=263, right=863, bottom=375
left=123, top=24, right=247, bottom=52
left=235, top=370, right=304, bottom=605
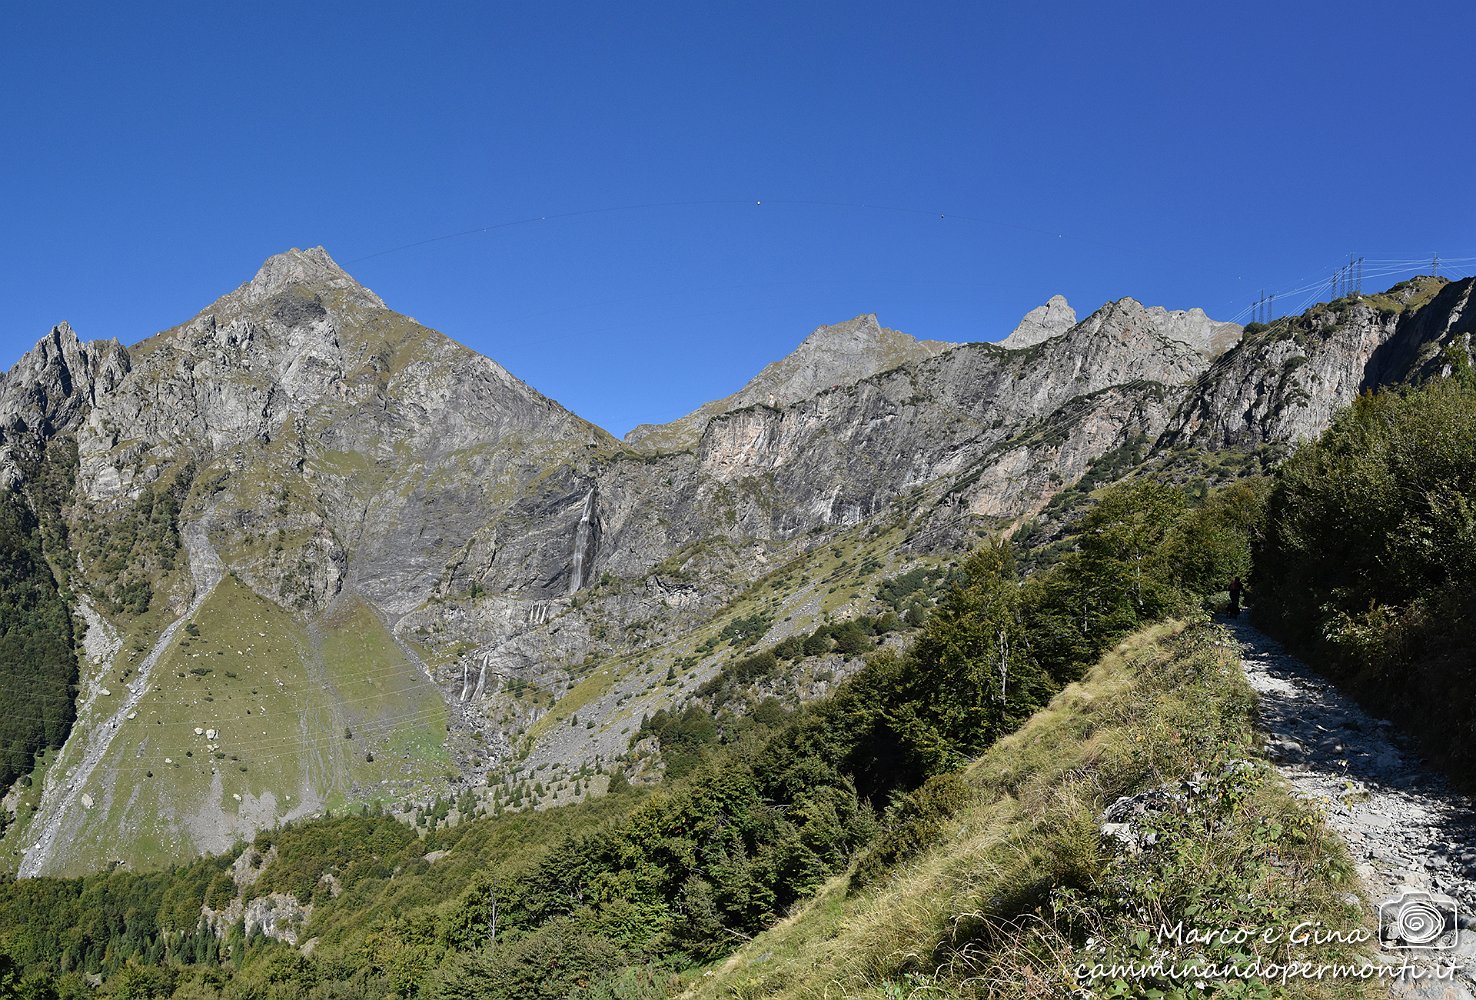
left=1378, top=890, right=1460, bottom=951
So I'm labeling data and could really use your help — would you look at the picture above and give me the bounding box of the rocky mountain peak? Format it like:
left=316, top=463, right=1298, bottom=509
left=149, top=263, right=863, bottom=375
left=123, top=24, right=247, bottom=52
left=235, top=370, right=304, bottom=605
left=14, top=320, right=101, bottom=371
left=0, top=321, right=130, bottom=485
left=240, top=246, right=385, bottom=309
left=0, top=322, right=129, bottom=436
left=1144, top=305, right=1242, bottom=358
left=41, top=319, right=82, bottom=350
left=796, top=313, right=884, bottom=349
left=623, top=314, right=954, bottom=450
left=1002, top=294, right=1077, bottom=348
left=1072, top=297, right=1241, bottom=359
left=780, top=314, right=950, bottom=390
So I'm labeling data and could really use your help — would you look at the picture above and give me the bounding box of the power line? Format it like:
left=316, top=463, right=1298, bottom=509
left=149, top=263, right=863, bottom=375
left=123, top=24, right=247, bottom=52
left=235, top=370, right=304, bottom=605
left=1234, top=255, right=1473, bottom=324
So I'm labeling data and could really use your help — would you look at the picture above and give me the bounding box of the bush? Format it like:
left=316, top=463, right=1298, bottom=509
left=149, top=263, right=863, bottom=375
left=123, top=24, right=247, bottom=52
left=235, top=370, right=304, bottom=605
left=801, top=630, right=831, bottom=657
left=849, top=771, right=973, bottom=890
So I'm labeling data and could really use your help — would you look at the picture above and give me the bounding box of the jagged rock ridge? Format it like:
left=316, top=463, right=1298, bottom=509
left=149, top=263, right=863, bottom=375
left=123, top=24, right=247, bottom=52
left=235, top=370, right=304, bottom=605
left=1161, top=276, right=1473, bottom=449
left=0, top=322, right=129, bottom=486
left=1001, top=295, right=1240, bottom=359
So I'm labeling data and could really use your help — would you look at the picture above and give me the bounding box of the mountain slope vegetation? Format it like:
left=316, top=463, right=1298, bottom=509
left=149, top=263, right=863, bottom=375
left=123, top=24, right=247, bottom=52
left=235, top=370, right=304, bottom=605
left=689, top=621, right=1375, bottom=1000
left=0, top=253, right=1471, bottom=997
left=0, top=472, right=1305, bottom=998
left=0, top=488, right=76, bottom=795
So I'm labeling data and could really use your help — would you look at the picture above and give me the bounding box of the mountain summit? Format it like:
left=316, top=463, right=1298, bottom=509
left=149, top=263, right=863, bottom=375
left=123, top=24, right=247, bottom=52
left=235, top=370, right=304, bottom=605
left=1002, top=294, right=1077, bottom=348
left=624, top=314, right=954, bottom=450
left=241, top=246, right=386, bottom=308
left=1003, top=294, right=1241, bottom=359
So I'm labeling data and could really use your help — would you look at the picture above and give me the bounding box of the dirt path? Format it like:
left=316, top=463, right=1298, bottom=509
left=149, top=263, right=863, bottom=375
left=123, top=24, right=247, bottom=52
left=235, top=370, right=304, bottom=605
left=1229, top=617, right=1476, bottom=998
left=17, top=522, right=224, bottom=878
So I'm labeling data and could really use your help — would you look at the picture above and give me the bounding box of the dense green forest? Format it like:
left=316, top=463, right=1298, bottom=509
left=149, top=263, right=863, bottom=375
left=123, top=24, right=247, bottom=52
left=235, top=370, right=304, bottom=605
left=1254, top=348, right=1476, bottom=783
left=0, top=481, right=77, bottom=795
left=0, top=469, right=1259, bottom=1000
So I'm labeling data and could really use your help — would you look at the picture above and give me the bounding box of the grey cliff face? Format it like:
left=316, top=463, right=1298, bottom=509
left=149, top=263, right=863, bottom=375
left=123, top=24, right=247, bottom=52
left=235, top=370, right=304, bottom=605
left=0, top=322, right=130, bottom=484
left=65, top=248, right=612, bottom=614
left=612, top=296, right=1218, bottom=552
left=1363, top=277, right=1475, bottom=386
left=581, top=295, right=1214, bottom=592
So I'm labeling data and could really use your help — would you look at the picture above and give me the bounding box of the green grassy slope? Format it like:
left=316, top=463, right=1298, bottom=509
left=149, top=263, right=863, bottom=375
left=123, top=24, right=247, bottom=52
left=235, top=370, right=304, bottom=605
left=16, top=578, right=450, bottom=875
left=686, top=621, right=1379, bottom=1000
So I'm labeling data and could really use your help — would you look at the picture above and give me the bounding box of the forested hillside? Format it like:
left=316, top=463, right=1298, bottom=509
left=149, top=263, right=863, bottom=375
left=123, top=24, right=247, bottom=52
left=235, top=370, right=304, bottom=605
left=0, top=475, right=77, bottom=795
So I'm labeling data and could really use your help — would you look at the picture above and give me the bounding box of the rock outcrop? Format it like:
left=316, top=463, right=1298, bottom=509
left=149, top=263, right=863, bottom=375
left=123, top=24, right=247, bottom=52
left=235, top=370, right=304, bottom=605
left=0, top=322, right=129, bottom=484
left=1161, top=276, right=1473, bottom=450
left=1004, top=295, right=1239, bottom=358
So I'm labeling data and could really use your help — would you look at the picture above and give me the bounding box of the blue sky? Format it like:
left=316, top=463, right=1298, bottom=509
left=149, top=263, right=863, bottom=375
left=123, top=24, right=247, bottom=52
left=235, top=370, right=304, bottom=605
left=3, top=2, right=1473, bottom=436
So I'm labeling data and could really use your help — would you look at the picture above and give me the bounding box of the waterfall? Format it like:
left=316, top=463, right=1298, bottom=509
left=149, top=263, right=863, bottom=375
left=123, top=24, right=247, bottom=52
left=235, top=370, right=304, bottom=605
left=470, top=656, right=488, bottom=701
left=458, top=663, right=472, bottom=702
left=567, top=487, right=596, bottom=595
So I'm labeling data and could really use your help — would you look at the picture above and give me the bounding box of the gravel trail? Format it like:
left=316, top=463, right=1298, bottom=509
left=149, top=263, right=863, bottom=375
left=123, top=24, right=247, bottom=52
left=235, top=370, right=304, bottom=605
left=1230, top=617, right=1476, bottom=998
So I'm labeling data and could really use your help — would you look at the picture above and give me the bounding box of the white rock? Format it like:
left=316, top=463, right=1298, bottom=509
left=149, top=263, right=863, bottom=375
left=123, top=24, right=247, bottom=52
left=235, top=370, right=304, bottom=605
left=195, top=727, right=204, bottom=736
left=80, top=793, right=94, bottom=809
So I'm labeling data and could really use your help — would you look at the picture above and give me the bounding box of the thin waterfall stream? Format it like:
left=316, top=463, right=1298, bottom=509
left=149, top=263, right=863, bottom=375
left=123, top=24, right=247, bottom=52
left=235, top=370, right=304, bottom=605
left=567, top=488, right=596, bottom=594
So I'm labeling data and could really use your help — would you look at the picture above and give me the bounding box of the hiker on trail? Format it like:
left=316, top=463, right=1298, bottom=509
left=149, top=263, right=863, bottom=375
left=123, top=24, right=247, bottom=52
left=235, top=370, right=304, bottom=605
left=1229, top=576, right=1243, bottom=616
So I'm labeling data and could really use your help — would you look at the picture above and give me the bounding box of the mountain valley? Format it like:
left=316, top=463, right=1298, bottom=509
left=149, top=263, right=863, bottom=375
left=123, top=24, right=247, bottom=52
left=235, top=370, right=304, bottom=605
left=0, top=248, right=1470, bottom=879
